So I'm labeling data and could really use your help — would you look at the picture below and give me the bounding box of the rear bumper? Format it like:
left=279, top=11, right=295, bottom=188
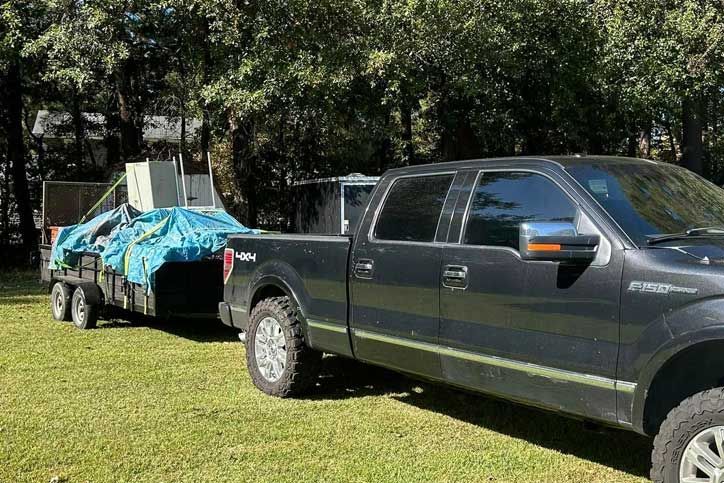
left=218, top=302, right=249, bottom=331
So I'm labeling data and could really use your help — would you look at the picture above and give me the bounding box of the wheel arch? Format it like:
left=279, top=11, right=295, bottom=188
left=248, top=271, right=311, bottom=327
left=635, top=328, right=724, bottom=435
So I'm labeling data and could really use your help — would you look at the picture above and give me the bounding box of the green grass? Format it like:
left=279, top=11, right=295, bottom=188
left=1, top=271, right=652, bottom=483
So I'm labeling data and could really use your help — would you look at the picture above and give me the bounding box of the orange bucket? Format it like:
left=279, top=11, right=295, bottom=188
left=49, top=226, right=60, bottom=243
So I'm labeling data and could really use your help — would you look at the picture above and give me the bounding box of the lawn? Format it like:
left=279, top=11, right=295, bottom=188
left=1, top=271, right=652, bottom=483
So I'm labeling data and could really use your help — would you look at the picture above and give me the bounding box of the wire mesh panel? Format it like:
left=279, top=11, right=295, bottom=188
left=41, top=181, right=126, bottom=243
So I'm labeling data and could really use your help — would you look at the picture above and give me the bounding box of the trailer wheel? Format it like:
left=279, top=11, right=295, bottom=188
left=246, top=296, right=321, bottom=397
left=50, top=282, right=72, bottom=321
left=71, top=286, right=98, bottom=330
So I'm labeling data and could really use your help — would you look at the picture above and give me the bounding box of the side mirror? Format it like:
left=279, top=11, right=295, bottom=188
left=519, top=222, right=599, bottom=263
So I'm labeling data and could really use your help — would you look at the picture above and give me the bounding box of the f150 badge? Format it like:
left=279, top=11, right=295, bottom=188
left=236, top=251, right=257, bottom=263
left=628, top=281, right=698, bottom=295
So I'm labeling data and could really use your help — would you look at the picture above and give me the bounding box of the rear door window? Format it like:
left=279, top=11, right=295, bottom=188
left=374, top=174, right=454, bottom=242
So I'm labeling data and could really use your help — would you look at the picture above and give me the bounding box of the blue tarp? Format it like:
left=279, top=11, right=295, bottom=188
left=50, top=204, right=258, bottom=289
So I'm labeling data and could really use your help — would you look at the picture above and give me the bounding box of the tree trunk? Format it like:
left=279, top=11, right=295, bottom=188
left=103, top=93, right=121, bottom=167
left=180, top=107, right=187, bottom=158
left=663, top=120, right=678, bottom=163
left=201, top=109, right=211, bottom=163
left=681, top=95, right=705, bottom=174
left=71, top=90, right=84, bottom=165
left=116, top=68, right=142, bottom=161
left=230, top=116, right=257, bottom=227
left=639, top=125, right=651, bottom=158
left=455, top=116, right=481, bottom=160
left=1, top=155, right=9, bottom=246
left=400, top=103, right=414, bottom=165
left=441, top=114, right=481, bottom=162
left=24, top=111, right=46, bottom=179
left=2, top=57, right=38, bottom=258
left=376, top=109, right=392, bottom=172
left=627, top=131, right=638, bottom=158
left=200, top=20, right=212, bottom=164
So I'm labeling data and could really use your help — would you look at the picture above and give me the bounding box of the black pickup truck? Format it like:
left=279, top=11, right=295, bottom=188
left=220, top=156, right=724, bottom=482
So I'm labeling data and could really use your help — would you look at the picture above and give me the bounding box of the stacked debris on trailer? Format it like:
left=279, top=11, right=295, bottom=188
left=50, top=204, right=258, bottom=289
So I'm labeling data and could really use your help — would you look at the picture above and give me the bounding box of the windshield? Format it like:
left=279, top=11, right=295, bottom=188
left=566, top=162, right=724, bottom=246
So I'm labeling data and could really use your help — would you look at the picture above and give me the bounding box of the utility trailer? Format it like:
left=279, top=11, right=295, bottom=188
left=40, top=245, right=224, bottom=329
left=292, top=174, right=378, bottom=235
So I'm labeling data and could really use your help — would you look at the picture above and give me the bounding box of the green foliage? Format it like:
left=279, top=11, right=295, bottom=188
left=2, top=0, right=724, bottom=231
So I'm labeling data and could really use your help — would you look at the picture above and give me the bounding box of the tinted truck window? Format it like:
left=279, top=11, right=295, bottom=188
left=464, top=172, right=576, bottom=249
left=374, top=174, right=454, bottom=242
left=567, top=163, right=724, bottom=246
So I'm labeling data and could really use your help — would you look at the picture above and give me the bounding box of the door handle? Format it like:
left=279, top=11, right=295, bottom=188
left=443, top=265, right=468, bottom=289
left=354, top=259, right=375, bottom=279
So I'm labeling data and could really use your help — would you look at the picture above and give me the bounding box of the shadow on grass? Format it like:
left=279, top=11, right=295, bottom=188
left=0, top=294, right=48, bottom=306
left=0, top=275, right=46, bottom=299
left=99, top=311, right=240, bottom=344
left=308, top=355, right=652, bottom=478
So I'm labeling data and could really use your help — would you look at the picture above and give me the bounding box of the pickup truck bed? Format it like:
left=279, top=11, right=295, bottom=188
left=221, top=234, right=353, bottom=356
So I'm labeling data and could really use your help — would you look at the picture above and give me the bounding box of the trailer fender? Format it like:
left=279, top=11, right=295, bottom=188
left=74, top=282, right=105, bottom=307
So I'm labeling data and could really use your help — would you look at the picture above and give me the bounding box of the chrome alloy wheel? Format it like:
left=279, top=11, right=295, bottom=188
left=254, top=316, right=287, bottom=382
left=680, top=426, right=724, bottom=483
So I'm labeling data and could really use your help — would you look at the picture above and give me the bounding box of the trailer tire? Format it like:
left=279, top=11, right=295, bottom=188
left=246, top=296, right=321, bottom=397
left=50, top=282, right=72, bottom=321
left=71, top=286, right=99, bottom=330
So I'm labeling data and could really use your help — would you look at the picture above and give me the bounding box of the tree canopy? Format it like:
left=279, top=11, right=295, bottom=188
left=1, top=0, right=723, bottom=256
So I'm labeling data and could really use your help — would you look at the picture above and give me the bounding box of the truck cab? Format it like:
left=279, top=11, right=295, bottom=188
left=222, top=156, right=724, bottom=482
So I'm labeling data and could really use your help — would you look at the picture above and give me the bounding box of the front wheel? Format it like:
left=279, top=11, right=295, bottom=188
left=245, top=296, right=321, bottom=397
left=651, top=387, right=724, bottom=483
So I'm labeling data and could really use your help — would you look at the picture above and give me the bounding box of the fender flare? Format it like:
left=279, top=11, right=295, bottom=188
left=632, top=324, right=724, bottom=434
left=247, top=260, right=311, bottom=325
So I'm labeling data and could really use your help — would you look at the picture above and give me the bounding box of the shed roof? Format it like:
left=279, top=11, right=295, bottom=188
left=32, top=110, right=202, bottom=142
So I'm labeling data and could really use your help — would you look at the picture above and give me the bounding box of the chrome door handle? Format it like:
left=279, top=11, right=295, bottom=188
left=354, top=259, right=375, bottom=279
left=443, top=265, right=468, bottom=289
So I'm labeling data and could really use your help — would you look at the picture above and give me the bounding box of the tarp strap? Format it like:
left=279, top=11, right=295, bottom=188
left=54, top=258, right=74, bottom=269
left=142, top=257, right=149, bottom=313
left=123, top=216, right=171, bottom=277
left=79, top=173, right=127, bottom=224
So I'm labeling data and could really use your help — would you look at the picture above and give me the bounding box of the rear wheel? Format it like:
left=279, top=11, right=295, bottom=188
left=651, top=387, right=724, bottom=483
left=50, top=282, right=72, bottom=321
left=245, top=296, right=321, bottom=397
left=71, top=286, right=98, bottom=330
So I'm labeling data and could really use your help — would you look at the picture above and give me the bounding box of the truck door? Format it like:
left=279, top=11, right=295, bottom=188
left=349, top=171, right=460, bottom=379
left=439, top=168, right=624, bottom=423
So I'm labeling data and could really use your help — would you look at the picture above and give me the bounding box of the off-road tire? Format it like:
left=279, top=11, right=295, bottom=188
left=246, top=296, right=321, bottom=397
left=50, top=282, right=72, bottom=321
left=651, top=387, right=724, bottom=482
left=71, top=286, right=98, bottom=330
